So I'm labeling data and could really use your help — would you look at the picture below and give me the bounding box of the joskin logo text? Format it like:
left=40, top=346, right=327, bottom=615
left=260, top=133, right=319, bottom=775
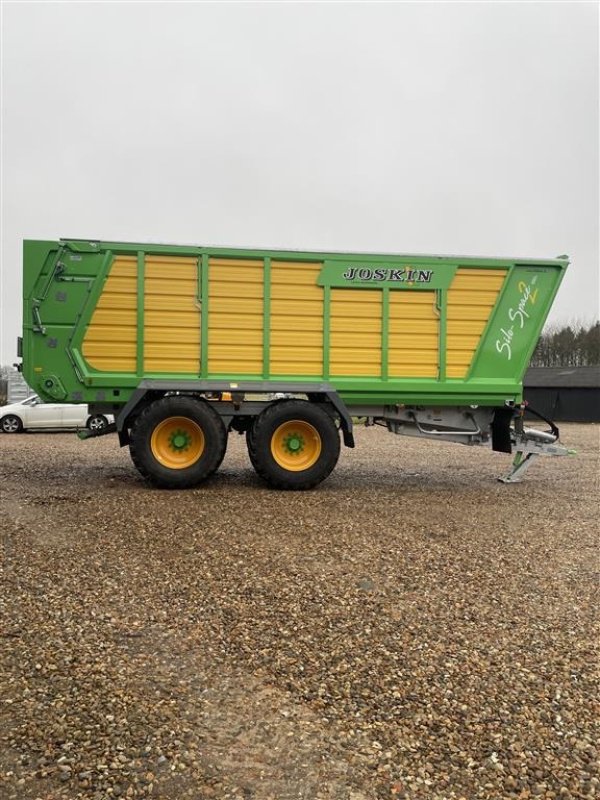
left=342, top=267, right=433, bottom=283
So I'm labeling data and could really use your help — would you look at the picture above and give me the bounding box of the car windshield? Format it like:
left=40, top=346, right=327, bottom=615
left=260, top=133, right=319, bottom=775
left=23, top=396, right=40, bottom=406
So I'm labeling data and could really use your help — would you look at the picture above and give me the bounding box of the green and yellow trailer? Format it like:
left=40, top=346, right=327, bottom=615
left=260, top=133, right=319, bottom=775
left=17, top=238, right=570, bottom=488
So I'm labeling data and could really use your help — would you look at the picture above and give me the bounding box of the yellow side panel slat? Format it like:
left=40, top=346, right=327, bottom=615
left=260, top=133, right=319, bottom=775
left=145, top=311, right=199, bottom=328
left=210, top=362, right=264, bottom=374
left=331, top=316, right=380, bottom=332
left=389, top=365, right=438, bottom=377
left=210, top=298, right=264, bottom=315
left=144, top=256, right=200, bottom=374
left=107, top=257, right=137, bottom=277
left=390, top=334, right=439, bottom=350
left=271, top=345, right=323, bottom=359
left=205, top=267, right=264, bottom=284
left=333, top=332, right=382, bottom=348
left=210, top=282, right=264, bottom=299
left=447, top=365, right=472, bottom=378
left=389, top=351, right=438, bottom=363
left=271, top=262, right=323, bottom=285
left=331, top=317, right=389, bottom=334
left=145, top=255, right=197, bottom=266
left=452, top=267, right=506, bottom=290
left=87, top=310, right=137, bottom=328
left=332, top=363, right=381, bottom=376
left=144, top=329, right=200, bottom=345
left=330, top=289, right=381, bottom=377
left=270, top=261, right=323, bottom=376
left=389, top=291, right=436, bottom=305
left=83, top=358, right=136, bottom=372
left=92, top=294, right=136, bottom=310
left=149, top=362, right=201, bottom=373
left=143, top=296, right=186, bottom=312
left=445, top=313, right=492, bottom=327
left=209, top=345, right=264, bottom=361
left=270, top=315, right=324, bottom=332
left=144, top=279, right=198, bottom=296
left=454, top=268, right=506, bottom=278
left=207, top=329, right=263, bottom=346
left=447, top=351, right=478, bottom=364
left=145, top=265, right=197, bottom=279
left=210, top=258, right=264, bottom=268
left=145, top=344, right=201, bottom=358
left=446, top=267, right=508, bottom=378
left=270, top=362, right=323, bottom=376
left=447, top=334, right=481, bottom=350
left=84, top=325, right=137, bottom=342
left=388, top=320, right=438, bottom=334
left=208, top=258, right=264, bottom=374
left=82, top=256, right=138, bottom=372
left=447, top=290, right=501, bottom=306
left=270, top=331, right=323, bottom=348
left=330, top=301, right=383, bottom=319
left=211, top=313, right=268, bottom=331
left=390, top=304, right=437, bottom=320
left=271, top=284, right=322, bottom=301
left=102, top=276, right=137, bottom=294
left=269, top=299, right=323, bottom=317
left=271, top=363, right=324, bottom=376
left=83, top=343, right=136, bottom=358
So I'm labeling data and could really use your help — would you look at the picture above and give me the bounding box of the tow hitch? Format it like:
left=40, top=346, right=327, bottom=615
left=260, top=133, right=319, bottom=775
left=499, top=405, right=574, bottom=483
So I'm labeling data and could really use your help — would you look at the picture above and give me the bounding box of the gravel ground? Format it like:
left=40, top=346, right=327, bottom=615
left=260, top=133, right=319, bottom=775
left=0, top=423, right=598, bottom=800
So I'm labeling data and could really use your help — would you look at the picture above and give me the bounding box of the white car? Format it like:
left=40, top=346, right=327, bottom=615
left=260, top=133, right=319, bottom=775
left=0, top=396, right=112, bottom=434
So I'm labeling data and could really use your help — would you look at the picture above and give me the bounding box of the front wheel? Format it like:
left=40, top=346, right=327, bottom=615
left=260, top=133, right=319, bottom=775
left=129, top=396, right=227, bottom=489
left=1, top=415, right=23, bottom=434
left=247, top=400, right=340, bottom=490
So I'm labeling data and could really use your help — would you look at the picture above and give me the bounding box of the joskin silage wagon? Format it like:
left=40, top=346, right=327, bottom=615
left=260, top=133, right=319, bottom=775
left=17, top=239, right=570, bottom=489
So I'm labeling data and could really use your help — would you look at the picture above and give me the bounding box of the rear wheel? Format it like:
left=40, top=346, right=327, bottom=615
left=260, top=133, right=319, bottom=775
left=247, top=400, right=340, bottom=489
left=1, top=415, right=23, bottom=434
left=129, top=396, right=227, bottom=489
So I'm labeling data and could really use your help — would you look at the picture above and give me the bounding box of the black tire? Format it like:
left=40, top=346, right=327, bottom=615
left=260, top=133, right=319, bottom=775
left=247, top=400, right=340, bottom=490
left=86, top=414, right=108, bottom=432
left=129, top=396, right=227, bottom=489
left=1, top=415, right=23, bottom=434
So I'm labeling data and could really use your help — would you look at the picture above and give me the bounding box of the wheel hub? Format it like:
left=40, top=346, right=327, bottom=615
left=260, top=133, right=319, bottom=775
left=283, top=432, right=304, bottom=455
left=170, top=429, right=192, bottom=451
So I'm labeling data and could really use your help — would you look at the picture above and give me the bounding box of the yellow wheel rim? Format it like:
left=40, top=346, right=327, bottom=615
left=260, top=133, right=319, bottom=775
left=150, top=416, right=205, bottom=470
left=270, top=420, right=322, bottom=472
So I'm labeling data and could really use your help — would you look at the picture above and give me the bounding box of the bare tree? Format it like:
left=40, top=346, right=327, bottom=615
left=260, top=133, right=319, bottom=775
left=531, top=320, right=600, bottom=367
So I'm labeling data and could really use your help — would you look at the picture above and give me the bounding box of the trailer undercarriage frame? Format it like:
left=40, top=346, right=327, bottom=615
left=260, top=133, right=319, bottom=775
left=81, top=380, right=571, bottom=485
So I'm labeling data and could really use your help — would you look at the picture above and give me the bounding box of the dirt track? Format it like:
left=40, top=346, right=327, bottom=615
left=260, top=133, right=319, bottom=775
left=1, top=424, right=598, bottom=800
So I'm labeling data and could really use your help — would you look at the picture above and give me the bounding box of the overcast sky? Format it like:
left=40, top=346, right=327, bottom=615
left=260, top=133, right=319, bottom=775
left=1, top=1, right=598, bottom=364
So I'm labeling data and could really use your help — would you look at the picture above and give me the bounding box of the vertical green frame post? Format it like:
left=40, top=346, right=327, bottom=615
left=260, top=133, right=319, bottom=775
left=136, top=251, right=145, bottom=376
left=262, top=257, right=271, bottom=379
left=322, top=285, right=331, bottom=380
left=200, top=253, right=209, bottom=378
left=437, top=289, right=447, bottom=382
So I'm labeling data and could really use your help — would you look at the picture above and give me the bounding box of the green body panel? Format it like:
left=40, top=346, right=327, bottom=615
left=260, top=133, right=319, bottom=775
left=469, top=265, right=563, bottom=380
left=21, top=239, right=568, bottom=410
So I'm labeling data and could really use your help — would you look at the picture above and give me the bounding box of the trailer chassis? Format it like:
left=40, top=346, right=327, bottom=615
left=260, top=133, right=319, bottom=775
left=84, top=380, right=570, bottom=485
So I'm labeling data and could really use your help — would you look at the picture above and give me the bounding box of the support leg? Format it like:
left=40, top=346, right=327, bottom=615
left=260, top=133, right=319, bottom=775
left=499, top=451, right=538, bottom=483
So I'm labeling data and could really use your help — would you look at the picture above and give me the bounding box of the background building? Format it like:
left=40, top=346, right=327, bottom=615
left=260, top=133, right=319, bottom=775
left=524, top=366, right=600, bottom=423
left=0, top=366, right=31, bottom=404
